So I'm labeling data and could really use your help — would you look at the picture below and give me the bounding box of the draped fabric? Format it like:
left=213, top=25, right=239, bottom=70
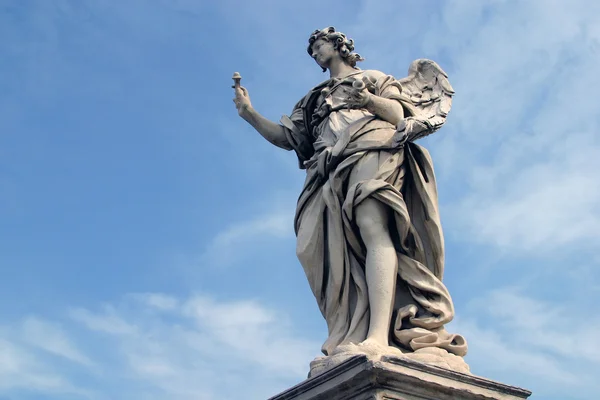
left=280, top=70, right=467, bottom=357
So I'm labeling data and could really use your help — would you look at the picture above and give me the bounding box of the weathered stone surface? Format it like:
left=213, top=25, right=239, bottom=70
left=269, top=355, right=531, bottom=400
left=234, top=26, right=470, bottom=374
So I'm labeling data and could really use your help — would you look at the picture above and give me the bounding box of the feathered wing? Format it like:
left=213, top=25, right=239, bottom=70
left=395, top=59, right=455, bottom=143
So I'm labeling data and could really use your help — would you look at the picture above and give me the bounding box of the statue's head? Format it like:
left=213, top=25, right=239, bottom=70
left=307, top=27, right=364, bottom=72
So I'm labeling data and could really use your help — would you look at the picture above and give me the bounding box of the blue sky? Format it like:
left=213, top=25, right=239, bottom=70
left=1, top=0, right=599, bottom=399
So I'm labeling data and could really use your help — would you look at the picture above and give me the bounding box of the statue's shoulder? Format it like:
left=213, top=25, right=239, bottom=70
left=308, top=78, right=332, bottom=92
left=296, top=79, right=331, bottom=111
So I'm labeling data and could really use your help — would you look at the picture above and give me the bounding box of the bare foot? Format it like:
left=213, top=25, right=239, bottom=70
left=358, top=338, right=404, bottom=357
left=331, top=343, right=360, bottom=355
left=358, top=337, right=386, bottom=349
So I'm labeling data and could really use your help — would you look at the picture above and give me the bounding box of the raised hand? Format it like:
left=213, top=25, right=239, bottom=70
left=232, top=72, right=252, bottom=117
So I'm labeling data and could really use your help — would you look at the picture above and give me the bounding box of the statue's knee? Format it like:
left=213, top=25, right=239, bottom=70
left=296, top=241, right=311, bottom=266
left=355, top=200, right=388, bottom=241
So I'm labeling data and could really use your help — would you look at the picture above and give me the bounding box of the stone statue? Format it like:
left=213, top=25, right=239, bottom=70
left=233, top=27, right=469, bottom=375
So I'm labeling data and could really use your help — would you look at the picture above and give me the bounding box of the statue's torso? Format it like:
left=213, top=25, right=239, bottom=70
left=310, top=70, right=388, bottom=150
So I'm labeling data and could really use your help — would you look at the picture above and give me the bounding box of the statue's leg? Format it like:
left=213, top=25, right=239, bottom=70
left=355, top=197, right=398, bottom=347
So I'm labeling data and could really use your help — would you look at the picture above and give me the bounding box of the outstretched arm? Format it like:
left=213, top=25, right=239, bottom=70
left=232, top=75, right=291, bottom=150
left=239, top=106, right=291, bottom=150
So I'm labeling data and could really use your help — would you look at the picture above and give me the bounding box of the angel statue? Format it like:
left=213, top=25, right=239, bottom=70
left=233, top=27, right=469, bottom=375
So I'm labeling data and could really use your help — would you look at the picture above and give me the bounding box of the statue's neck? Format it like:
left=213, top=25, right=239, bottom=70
left=328, top=60, right=357, bottom=79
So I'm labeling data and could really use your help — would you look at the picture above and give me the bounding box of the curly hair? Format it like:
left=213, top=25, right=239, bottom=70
left=307, top=27, right=364, bottom=72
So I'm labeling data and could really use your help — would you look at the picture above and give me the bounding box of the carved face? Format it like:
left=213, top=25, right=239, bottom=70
left=310, top=38, right=338, bottom=69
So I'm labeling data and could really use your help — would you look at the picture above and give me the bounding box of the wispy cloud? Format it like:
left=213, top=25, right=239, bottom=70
left=69, top=306, right=138, bottom=336
left=0, top=334, right=93, bottom=398
left=20, top=316, right=95, bottom=367
left=181, top=295, right=317, bottom=376
left=452, top=318, right=578, bottom=385
left=453, top=287, right=600, bottom=398
left=77, top=292, right=318, bottom=399
left=201, top=208, right=295, bottom=267
left=385, top=0, right=600, bottom=254
left=1, top=292, right=319, bottom=400
left=483, top=288, right=600, bottom=365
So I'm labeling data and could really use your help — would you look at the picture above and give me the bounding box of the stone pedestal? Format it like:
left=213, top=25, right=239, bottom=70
left=269, top=355, right=531, bottom=400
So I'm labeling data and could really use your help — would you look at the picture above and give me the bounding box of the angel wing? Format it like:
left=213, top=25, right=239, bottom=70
left=396, top=59, right=455, bottom=142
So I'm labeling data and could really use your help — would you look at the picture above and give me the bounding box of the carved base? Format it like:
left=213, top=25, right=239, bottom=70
left=309, top=346, right=470, bottom=377
left=269, top=355, right=531, bottom=400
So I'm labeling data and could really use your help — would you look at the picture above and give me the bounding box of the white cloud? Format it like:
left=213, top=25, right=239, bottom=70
left=0, top=338, right=92, bottom=398
left=131, top=293, right=179, bottom=311
left=211, top=212, right=291, bottom=248
left=182, top=296, right=317, bottom=377
left=202, top=208, right=295, bottom=267
left=70, top=292, right=318, bottom=399
left=453, top=287, right=600, bottom=398
left=0, top=316, right=95, bottom=397
left=69, top=306, right=139, bottom=336
left=484, top=289, right=600, bottom=365
left=407, top=0, right=600, bottom=254
left=21, top=316, right=95, bottom=367
left=452, top=318, right=578, bottom=385
left=0, top=292, right=319, bottom=399
left=120, top=293, right=317, bottom=398
left=455, top=150, right=600, bottom=252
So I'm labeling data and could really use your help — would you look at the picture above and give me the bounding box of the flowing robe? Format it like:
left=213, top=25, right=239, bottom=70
left=279, top=70, right=467, bottom=357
